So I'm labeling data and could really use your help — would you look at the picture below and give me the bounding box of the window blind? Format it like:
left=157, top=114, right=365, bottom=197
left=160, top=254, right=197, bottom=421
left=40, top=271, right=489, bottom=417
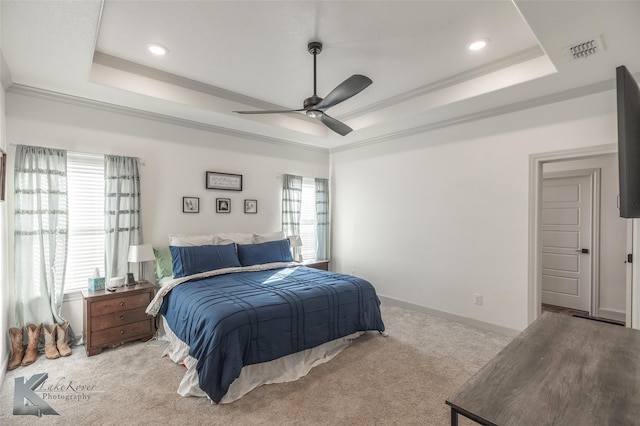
left=64, top=152, right=105, bottom=293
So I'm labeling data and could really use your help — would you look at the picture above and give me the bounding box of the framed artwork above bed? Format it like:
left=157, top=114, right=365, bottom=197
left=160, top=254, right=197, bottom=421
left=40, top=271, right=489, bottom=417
left=216, top=198, right=231, bottom=213
left=244, top=199, right=257, bottom=214
left=206, top=171, right=242, bottom=191
left=183, top=197, right=199, bottom=213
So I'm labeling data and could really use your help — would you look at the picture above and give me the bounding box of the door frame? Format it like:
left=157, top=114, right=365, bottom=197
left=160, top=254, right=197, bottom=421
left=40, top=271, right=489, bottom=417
left=542, top=169, right=601, bottom=316
left=528, top=144, right=629, bottom=325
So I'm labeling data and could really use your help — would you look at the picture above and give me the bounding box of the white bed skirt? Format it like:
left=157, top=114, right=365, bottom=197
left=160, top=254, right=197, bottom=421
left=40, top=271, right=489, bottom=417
left=159, top=316, right=363, bottom=404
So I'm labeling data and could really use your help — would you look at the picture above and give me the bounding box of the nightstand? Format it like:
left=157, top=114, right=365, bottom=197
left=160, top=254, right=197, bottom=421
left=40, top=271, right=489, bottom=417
left=82, top=281, right=156, bottom=356
left=302, top=259, right=329, bottom=271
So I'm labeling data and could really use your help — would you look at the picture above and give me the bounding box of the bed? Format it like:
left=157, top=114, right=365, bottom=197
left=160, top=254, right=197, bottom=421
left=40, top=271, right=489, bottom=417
left=146, top=232, right=385, bottom=403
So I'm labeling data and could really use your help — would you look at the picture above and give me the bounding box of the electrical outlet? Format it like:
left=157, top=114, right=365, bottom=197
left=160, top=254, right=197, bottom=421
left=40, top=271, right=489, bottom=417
left=474, top=294, right=483, bottom=305
left=350, top=269, right=356, bottom=276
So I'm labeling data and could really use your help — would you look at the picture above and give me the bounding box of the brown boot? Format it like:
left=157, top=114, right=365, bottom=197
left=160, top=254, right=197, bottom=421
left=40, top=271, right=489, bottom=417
left=43, top=324, right=60, bottom=359
left=7, top=327, right=24, bottom=370
left=55, top=322, right=72, bottom=357
left=21, top=324, right=41, bottom=366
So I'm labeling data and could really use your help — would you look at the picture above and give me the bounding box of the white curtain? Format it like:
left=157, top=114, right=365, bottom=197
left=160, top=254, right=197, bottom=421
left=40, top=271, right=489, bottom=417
left=105, top=155, right=141, bottom=280
left=282, top=174, right=302, bottom=259
left=14, top=145, right=69, bottom=327
left=315, top=178, right=330, bottom=260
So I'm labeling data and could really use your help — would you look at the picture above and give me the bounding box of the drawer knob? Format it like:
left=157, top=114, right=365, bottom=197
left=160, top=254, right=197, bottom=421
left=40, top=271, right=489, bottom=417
left=120, top=330, right=125, bottom=335
left=119, top=301, right=125, bottom=306
left=119, top=315, right=124, bottom=321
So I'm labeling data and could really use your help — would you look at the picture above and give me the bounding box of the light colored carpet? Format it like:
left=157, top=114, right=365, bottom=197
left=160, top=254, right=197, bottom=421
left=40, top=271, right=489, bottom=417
left=0, top=304, right=510, bottom=425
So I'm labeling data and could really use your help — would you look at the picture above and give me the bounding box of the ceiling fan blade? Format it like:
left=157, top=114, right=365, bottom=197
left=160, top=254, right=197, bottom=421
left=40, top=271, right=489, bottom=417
left=315, top=74, right=372, bottom=110
left=234, top=109, right=305, bottom=114
left=319, top=113, right=353, bottom=136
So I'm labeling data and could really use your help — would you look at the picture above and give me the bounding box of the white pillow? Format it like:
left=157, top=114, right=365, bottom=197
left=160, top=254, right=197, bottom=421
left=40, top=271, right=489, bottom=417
left=253, top=231, right=286, bottom=244
left=168, top=234, right=214, bottom=247
left=213, top=232, right=254, bottom=245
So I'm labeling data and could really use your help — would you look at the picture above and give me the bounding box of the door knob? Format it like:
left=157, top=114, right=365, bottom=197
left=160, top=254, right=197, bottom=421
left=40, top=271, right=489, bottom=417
left=575, top=248, right=589, bottom=254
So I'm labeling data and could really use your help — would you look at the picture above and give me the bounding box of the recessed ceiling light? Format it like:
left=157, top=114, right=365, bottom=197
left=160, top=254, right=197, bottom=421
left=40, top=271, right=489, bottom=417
left=146, top=43, right=168, bottom=56
left=468, top=39, right=489, bottom=51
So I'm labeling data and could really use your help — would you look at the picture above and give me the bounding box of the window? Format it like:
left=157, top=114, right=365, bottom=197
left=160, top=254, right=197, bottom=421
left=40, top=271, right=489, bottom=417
left=299, top=177, right=317, bottom=262
left=64, top=152, right=105, bottom=293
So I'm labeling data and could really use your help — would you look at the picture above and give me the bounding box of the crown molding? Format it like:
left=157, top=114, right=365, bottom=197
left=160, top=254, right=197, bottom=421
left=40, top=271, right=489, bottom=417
left=7, top=73, right=624, bottom=157
left=340, top=46, right=546, bottom=122
left=6, top=84, right=329, bottom=154
left=331, top=77, right=616, bottom=153
left=92, top=52, right=291, bottom=112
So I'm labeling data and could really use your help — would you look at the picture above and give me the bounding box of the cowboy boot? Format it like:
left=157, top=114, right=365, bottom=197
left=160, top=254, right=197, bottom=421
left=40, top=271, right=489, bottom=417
left=21, top=323, right=41, bottom=366
left=43, top=324, right=60, bottom=359
left=55, top=322, right=72, bottom=357
left=7, top=327, right=24, bottom=370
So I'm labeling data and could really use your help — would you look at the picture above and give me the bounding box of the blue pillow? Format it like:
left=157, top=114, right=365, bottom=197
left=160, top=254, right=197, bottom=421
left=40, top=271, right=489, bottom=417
left=237, top=239, right=293, bottom=266
left=170, top=244, right=241, bottom=278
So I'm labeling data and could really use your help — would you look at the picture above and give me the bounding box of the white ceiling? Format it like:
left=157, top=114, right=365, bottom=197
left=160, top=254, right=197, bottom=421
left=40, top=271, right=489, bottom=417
left=2, top=1, right=640, bottom=150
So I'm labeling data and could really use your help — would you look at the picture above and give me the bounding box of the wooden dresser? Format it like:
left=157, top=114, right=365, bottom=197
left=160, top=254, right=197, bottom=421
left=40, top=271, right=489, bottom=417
left=82, top=281, right=156, bottom=356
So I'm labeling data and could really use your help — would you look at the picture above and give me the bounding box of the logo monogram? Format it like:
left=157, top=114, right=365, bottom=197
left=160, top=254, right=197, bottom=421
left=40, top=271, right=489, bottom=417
left=13, top=373, right=59, bottom=416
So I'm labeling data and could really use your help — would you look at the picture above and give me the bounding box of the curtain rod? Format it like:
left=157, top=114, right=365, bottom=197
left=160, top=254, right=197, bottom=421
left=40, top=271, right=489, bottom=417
left=8, top=143, right=145, bottom=165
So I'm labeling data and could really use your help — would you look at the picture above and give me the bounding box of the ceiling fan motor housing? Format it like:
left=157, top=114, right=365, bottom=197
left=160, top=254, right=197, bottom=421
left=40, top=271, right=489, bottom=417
left=303, top=94, right=323, bottom=109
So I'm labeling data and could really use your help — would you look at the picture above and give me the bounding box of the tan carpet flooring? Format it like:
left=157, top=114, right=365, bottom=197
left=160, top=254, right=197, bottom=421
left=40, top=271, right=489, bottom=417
left=0, top=304, right=510, bottom=425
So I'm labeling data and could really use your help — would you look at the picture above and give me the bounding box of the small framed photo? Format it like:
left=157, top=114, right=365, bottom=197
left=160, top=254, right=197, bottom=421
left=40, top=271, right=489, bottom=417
left=244, top=199, right=258, bottom=214
left=206, top=171, right=243, bottom=191
left=183, top=197, right=199, bottom=213
left=216, top=198, right=231, bottom=213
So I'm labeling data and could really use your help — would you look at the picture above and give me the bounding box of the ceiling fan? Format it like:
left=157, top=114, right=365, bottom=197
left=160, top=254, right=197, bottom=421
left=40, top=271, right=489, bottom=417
left=234, top=41, right=372, bottom=136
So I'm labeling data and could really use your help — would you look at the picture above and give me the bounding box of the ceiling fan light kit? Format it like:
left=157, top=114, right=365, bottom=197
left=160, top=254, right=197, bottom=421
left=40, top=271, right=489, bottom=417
left=234, top=41, right=372, bottom=136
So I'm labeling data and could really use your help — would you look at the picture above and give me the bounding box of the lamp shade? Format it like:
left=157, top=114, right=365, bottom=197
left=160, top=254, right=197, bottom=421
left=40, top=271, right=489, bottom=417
left=288, top=235, right=303, bottom=248
left=128, top=244, right=155, bottom=263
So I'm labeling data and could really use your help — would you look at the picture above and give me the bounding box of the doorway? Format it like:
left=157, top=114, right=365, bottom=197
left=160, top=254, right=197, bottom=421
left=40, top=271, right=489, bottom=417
left=529, top=146, right=629, bottom=326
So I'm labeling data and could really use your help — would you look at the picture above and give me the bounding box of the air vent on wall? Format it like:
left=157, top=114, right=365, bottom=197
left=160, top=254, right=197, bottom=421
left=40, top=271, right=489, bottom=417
left=566, top=36, right=604, bottom=60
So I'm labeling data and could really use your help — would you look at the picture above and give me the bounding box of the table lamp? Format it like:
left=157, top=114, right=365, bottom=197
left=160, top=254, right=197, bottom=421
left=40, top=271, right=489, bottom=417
left=127, top=244, right=155, bottom=284
left=288, top=235, right=303, bottom=262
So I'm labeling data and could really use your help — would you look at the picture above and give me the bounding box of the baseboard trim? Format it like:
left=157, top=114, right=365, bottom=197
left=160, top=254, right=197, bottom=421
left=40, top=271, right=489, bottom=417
left=378, top=295, right=521, bottom=338
left=597, top=308, right=626, bottom=323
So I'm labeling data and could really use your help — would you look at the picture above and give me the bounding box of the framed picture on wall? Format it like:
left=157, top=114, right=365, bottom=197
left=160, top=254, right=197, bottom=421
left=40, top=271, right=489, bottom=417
left=183, top=197, right=199, bottom=213
left=216, top=198, right=231, bottom=213
left=244, top=199, right=258, bottom=214
left=206, top=171, right=243, bottom=191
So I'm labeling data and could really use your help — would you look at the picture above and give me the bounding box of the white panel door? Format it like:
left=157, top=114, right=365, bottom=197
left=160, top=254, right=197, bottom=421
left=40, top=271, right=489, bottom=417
left=541, top=175, right=592, bottom=311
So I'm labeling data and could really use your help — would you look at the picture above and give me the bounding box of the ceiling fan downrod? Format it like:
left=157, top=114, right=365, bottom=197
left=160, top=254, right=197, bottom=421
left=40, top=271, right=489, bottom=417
left=304, top=41, right=324, bottom=111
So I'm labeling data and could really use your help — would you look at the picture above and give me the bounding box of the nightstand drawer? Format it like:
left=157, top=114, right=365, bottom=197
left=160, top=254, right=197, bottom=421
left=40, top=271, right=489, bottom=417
left=91, top=309, right=151, bottom=332
left=91, top=293, right=151, bottom=316
left=91, top=320, right=153, bottom=347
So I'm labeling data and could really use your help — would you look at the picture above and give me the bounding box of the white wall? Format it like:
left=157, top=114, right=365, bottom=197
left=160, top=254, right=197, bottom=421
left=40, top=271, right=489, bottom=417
left=6, top=91, right=329, bottom=339
left=331, top=90, right=617, bottom=332
left=544, top=155, right=627, bottom=321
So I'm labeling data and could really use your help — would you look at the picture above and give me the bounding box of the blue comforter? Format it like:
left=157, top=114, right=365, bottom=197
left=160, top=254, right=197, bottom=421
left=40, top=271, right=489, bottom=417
left=159, top=265, right=385, bottom=402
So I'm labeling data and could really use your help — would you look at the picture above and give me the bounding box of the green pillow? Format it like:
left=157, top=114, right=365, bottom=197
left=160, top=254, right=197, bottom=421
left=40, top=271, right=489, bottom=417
left=154, top=246, right=173, bottom=281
